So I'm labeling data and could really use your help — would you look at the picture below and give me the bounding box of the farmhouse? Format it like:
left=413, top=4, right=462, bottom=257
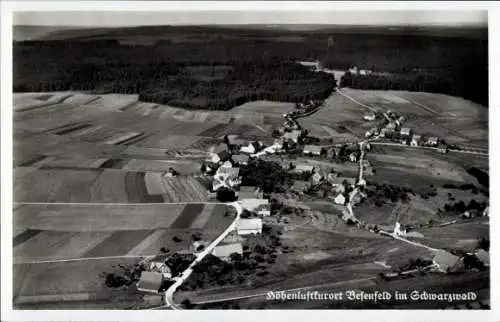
left=329, top=176, right=356, bottom=193
left=282, top=130, right=302, bottom=143
left=240, top=142, right=260, bottom=154
left=236, top=218, right=263, bottom=235
left=411, top=134, right=421, bottom=147
left=231, top=154, right=250, bottom=165
left=136, top=271, right=164, bottom=294
left=210, top=143, right=230, bottom=163
left=437, top=144, right=448, bottom=154
left=303, top=145, right=323, bottom=156
left=334, top=193, right=346, bottom=205
left=363, top=113, right=376, bottom=121
left=213, top=167, right=241, bottom=190
left=426, top=137, right=439, bottom=146
left=475, top=250, right=490, bottom=267
left=149, top=261, right=172, bottom=279
left=311, top=172, right=323, bottom=185
left=240, top=198, right=269, bottom=213
left=212, top=243, right=243, bottom=261
left=238, top=186, right=263, bottom=199
left=400, top=127, right=412, bottom=137
left=432, top=250, right=461, bottom=273
left=386, top=122, right=397, bottom=130
left=293, top=164, right=315, bottom=173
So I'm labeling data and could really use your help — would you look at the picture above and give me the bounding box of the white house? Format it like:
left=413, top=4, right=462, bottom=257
left=349, top=152, right=357, bottom=163
left=393, top=222, right=406, bottom=237
left=426, top=137, right=439, bottom=146
left=386, top=122, right=397, bottom=130
left=282, top=130, right=302, bottom=143
left=136, top=271, right=164, bottom=294
left=400, top=127, right=412, bottom=137
left=213, top=167, right=241, bottom=191
left=240, top=142, right=258, bottom=154
left=363, top=113, right=376, bottom=121
left=212, top=243, right=243, bottom=261
left=334, top=193, right=346, bottom=205
left=240, top=198, right=269, bottom=213
left=236, top=218, right=263, bottom=235
left=303, top=145, right=322, bottom=156
left=293, top=164, right=315, bottom=173
left=311, top=172, right=323, bottom=185
left=411, top=134, right=421, bottom=147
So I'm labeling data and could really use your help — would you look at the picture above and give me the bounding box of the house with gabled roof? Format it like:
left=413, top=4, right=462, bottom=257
left=236, top=218, right=263, bottom=235
left=303, top=144, right=323, bottom=156
left=136, top=271, right=164, bottom=294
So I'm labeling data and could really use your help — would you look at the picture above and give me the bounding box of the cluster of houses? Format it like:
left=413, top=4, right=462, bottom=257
left=348, top=66, right=373, bottom=76
left=363, top=110, right=447, bottom=152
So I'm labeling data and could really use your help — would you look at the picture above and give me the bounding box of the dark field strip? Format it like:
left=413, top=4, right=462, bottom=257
left=16, top=155, right=46, bottom=167
left=82, top=96, right=101, bottom=105
left=82, top=230, right=154, bottom=257
left=170, top=203, right=204, bottom=229
left=197, top=123, right=227, bottom=137
left=124, top=172, right=161, bottom=203
left=13, top=229, right=43, bottom=247
left=53, top=123, right=93, bottom=135
left=119, top=133, right=151, bottom=146
left=99, top=158, right=129, bottom=169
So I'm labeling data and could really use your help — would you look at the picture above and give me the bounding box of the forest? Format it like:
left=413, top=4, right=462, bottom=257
left=13, top=27, right=488, bottom=108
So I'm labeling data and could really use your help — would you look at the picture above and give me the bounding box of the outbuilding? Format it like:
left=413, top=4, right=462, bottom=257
left=136, top=271, right=164, bottom=294
left=236, top=218, right=263, bottom=235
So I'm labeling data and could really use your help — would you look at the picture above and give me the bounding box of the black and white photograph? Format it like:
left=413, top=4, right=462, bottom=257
left=1, top=1, right=496, bottom=319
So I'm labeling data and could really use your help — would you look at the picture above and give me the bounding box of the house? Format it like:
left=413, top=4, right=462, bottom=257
left=398, top=116, right=406, bottom=124
left=238, top=186, right=263, bottom=199
left=282, top=130, right=302, bottom=143
left=365, top=127, right=379, bottom=138
left=329, top=176, right=356, bottom=193
left=400, top=127, right=412, bottom=137
left=363, top=113, right=376, bottom=121
left=291, top=180, right=310, bottom=193
left=483, top=206, right=489, bottom=217
left=380, top=128, right=394, bottom=138
left=254, top=203, right=271, bottom=216
left=432, top=250, right=461, bottom=273
left=437, top=144, right=448, bottom=154
left=213, top=167, right=241, bottom=191
left=334, top=193, right=346, bottom=205
left=311, top=172, right=323, bottom=185
left=303, top=145, right=323, bottom=156
left=386, top=122, right=397, bottom=130
left=149, top=261, right=172, bottom=279
left=426, top=137, right=439, bottom=147
left=293, top=164, right=315, bottom=173
left=475, top=250, right=490, bottom=267
left=393, top=222, right=406, bottom=237
left=411, top=134, right=421, bottom=147
left=231, top=154, right=250, bottom=165
left=240, top=198, right=269, bottom=214
left=212, top=243, right=243, bottom=261
left=136, top=271, right=164, bottom=293
left=210, top=143, right=230, bottom=163
left=240, top=142, right=259, bottom=154
left=349, top=152, right=357, bottom=163
left=236, top=218, right=263, bottom=235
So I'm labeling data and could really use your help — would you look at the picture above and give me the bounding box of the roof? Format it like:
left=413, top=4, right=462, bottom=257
left=228, top=135, right=247, bottom=146
left=400, top=127, right=411, bottom=134
left=211, top=143, right=228, bottom=154
left=232, top=154, right=249, bottom=163
left=212, top=243, right=243, bottom=258
left=240, top=198, right=269, bottom=211
left=137, top=271, right=163, bottom=292
left=475, top=250, right=489, bottom=265
left=427, top=136, right=438, bottom=142
left=283, top=130, right=301, bottom=140
left=217, top=167, right=240, bottom=178
left=412, top=134, right=421, bottom=140
left=303, top=145, right=322, bottom=154
left=236, top=218, right=263, bottom=231
left=294, top=164, right=314, bottom=172
left=433, top=250, right=460, bottom=270
left=238, top=186, right=258, bottom=199
left=386, top=123, right=397, bottom=129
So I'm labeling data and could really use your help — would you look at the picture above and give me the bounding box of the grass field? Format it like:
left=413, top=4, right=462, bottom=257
left=13, top=203, right=232, bottom=262
left=341, top=89, right=488, bottom=148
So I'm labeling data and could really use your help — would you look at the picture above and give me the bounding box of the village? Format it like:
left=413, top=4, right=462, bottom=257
left=132, top=98, right=489, bottom=301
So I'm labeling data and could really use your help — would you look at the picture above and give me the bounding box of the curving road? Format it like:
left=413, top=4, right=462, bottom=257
left=163, top=201, right=243, bottom=309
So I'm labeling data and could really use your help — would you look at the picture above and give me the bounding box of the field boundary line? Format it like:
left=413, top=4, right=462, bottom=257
left=335, top=89, right=377, bottom=113
left=13, top=202, right=224, bottom=206
left=14, top=254, right=159, bottom=265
